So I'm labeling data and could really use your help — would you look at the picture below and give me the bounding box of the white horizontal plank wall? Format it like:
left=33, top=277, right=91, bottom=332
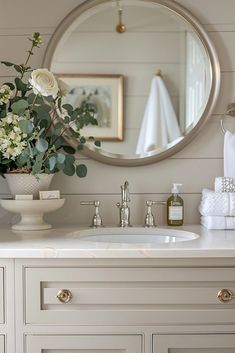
left=0, top=0, right=232, bottom=226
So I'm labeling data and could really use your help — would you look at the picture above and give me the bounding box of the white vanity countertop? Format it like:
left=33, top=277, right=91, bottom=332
left=0, top=225, right=234, bottom=258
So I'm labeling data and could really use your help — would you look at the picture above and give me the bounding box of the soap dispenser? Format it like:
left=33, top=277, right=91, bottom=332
left=167, top=183, right=184, bottom=226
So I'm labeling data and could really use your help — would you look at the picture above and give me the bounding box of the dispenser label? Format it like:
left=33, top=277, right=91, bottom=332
left=169, top=206, right=183, bottom=220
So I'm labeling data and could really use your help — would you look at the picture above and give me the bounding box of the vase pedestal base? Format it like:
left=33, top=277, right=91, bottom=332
left=0, top=199, right=65, bottom=231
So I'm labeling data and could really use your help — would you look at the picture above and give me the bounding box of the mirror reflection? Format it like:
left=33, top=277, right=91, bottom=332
left=47, top=0, right=214, bottom=160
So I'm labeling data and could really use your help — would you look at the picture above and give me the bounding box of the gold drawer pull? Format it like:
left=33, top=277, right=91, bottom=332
left=217, top=289, right=234, bottom=303
left=56, top=289, right=72, bottom=303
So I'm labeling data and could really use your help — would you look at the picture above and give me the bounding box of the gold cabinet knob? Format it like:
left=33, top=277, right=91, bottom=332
left=56, top=289, right=72, bottom=303
left=217, top=289, right=234, bottom=303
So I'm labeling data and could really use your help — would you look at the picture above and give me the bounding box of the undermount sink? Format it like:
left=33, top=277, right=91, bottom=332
left=76, top=227, right=199, bottom=244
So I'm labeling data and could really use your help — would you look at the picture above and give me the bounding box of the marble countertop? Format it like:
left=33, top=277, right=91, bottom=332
left=0, top=225, right=234, bottom=258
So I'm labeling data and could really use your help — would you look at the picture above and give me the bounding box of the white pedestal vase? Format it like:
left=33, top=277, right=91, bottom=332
left=0, top=199, right=65, bottom=230
left=4, top=173, right=54, bottom=199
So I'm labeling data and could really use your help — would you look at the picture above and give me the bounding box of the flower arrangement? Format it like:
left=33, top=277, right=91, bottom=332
left=0, top=32, right=99, bottom=178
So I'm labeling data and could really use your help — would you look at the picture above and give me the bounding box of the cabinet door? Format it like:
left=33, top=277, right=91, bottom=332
left=153, top=334, right=235, bottom=353
left=0, top=268, right=4, bottom=324
left=0, top=335, right=4, bottom=353
left=26, top=334, right=142, bottom=353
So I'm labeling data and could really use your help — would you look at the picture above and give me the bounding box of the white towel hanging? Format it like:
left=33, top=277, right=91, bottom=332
left=224, top=130, right=235, bottom=177
left=136, top=75, right=181, bottom=155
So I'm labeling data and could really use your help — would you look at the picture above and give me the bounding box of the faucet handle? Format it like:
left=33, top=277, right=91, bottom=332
left=144, top=200, right=166, bottom=228
left=80, top=201, right=104, bottom=228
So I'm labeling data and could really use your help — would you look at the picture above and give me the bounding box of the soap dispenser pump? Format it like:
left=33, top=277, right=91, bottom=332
left=167, top=183, right=184, bottom=226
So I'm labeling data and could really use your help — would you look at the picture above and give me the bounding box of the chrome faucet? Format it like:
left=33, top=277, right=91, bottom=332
left=116, top=181, right=131, bottom=227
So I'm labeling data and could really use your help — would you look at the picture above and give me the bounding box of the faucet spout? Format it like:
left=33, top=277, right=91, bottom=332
left=117, top=180, right=131, bottom=227
left=121, top=181, right=130, bottom=203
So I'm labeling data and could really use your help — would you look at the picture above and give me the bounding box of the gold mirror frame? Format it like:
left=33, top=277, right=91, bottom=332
left=43, top=0, right=220, bottom=166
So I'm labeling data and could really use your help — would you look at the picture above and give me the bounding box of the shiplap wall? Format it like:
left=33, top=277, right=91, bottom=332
left=0, top=0, right=234, bottom=226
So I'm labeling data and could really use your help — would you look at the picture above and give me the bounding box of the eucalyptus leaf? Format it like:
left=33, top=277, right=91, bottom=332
left=13, top=65, right=24, bottom=74
left=63, top=154, right=76, bottom=176
left=63, top=116, right=70, bottom=124
left=19, top=119, right=33, bottom=134
left=80, top=136, right=86, bottom=144
left=63, top=163, right=75, bottom=176
left=36, top=138, right=48, bottom=153
left=62, top=104, right=73, bottom=115
left=31, top=152, right=45, bottom=174
left=16, top=148, right=30, bottom=166
left=0, top=111, right=6, bottom=119
left=54, top=122, right=63, bottom=133
left=65, top=154, right=75, bottom=164
left=62, top=146, right=75, bottom=154
left=4, top=82, right=15, bottom=90
left=57, top=153, right=66, bottom=164
left=39, top=119, right=49, bottom=129
left=33, top=105, right=51, bottom=120
left=1, top=61, right=14, bottom=67
left=15, top=77, right=28, bottom=92
left=49, top=155, right=56, bottom=171
left=76, top=164, right=87, bottom=178
left=43, top=95, right=54, bottom=103
left=11, top=99, right=29, bottom=115
left=0, top=159, right=11, bottom=165
left=27, top=93, right=37, bottom=104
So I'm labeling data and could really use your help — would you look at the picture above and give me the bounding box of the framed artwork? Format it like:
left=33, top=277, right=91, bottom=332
left=57, top=74, right=124, bottom=141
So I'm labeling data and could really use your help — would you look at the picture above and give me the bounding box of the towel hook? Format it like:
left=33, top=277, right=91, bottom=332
left=220, top=103, right=235, bottom=134
left=155, top=70, right=162, bottom=77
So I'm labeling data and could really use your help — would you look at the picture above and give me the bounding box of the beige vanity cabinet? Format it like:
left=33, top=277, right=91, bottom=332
left=12, top=259, right=235, bottom=353
left=26, top=334, right=142, bottom=353
left=0, top=268, right=4, bottom=324
left=0, top=261, right=14, bottom=353
left=0, top=335, right=5, bottom=353
left=153, top=334, right=235, bottom=353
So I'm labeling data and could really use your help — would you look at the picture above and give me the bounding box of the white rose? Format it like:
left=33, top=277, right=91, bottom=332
left=29, top=68, right=59, bottom=98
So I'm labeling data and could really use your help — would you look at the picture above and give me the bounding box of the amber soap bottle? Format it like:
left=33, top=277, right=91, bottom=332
left=167, top=183, right=184, bottom=226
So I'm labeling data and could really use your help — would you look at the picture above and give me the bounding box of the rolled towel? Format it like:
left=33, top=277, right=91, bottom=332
left=199, top=188, right=235, bottom=216
left=201, top=216, right=235, bottom=229
left=215, top=177, right=235, bottom=192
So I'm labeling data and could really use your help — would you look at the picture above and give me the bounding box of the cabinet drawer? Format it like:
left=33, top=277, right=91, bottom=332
left=25, top=267, right=235, bottom=325
left=26, top=334, right=142, bottom=353
left=153, top=334, right=235, bottom=352
left=0, top=268, right=4, bottom=324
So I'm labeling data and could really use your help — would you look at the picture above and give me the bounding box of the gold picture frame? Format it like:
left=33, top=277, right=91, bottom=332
left=57, top=74, right=124, bottom=141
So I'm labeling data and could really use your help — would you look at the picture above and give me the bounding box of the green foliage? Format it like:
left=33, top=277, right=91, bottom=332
left=11, top=99, right=29, bottom=115
left=0, top=32, right=100, bottom=179
left=76, top=164, right=87, bottom=178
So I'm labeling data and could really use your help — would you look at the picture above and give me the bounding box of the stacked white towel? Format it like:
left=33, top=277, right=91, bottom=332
left=199, top=188, right=235, bottom=216
left=199, top=130, right=235, bottom=229
left=199, top=188, right=235, bottom=229
left=201, top=216, right=235, bottom=230
left=215, top=177, right=235, bottom=192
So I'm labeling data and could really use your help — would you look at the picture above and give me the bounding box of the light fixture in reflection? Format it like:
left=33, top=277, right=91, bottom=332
left=116, top=0, right=126, bottom=33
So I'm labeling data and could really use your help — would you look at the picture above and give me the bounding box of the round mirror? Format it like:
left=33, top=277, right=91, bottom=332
left=43, top=0, right=220, bottom=166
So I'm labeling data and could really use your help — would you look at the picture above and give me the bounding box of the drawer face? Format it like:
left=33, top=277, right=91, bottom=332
left=25, top=267, right=235, bottom=325
left=0, top=268, right=4, bottom=324
left=26, top=334, right=142, bottom=353
left=0, top=335, right=4, bottom=353
left=153, top=334, right=235, bottom=353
